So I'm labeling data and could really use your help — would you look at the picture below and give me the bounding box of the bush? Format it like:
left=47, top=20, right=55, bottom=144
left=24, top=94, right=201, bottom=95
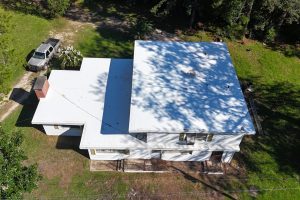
left=0, top=0, right=44, bottom=16
left=58, top=46, right=83, bottom=70
left=265, top=27, right=277, bottom=43
left=47, top=0, right=70, bottom=18
left=131, top=18, right=153, bottom=39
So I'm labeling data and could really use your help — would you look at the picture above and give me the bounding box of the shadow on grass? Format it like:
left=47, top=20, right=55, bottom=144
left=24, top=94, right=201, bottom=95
left=238, top=79, right=300, bottom=175
left=267, top=44, right=300, bottom=59
left=56, top=136, right=89, bottom=158
left=15, top=89, right=88, bottom=158
left=76, top=25, right=134, bottom=58
left=172, top=78, right=300, bottom=198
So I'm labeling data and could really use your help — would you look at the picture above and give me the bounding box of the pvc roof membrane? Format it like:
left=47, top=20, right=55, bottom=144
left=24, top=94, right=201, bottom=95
left=129, top=41, right=255, bottom=134
left=32, top=41, right=255, bottom=149
left=32, top=58, right=144, bottom=149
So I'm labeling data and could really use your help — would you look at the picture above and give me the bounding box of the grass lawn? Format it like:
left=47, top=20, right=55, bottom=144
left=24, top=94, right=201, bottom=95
left=0, top=7, right=65, bottom=93
left=2, top=32, right=299, bottom=199
left=3, top=105, right=221, bottom=199
left=74, top=26, right=134, bottom=58
left=1, top=1, right=300, bottom=199
left=185, top=33, right=300, bottom=199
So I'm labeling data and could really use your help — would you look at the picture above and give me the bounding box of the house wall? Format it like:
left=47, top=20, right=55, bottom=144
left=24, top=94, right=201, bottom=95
left=88, top=149, right=152, bottom=160
left=161, top=150, right=212, bottom=161
left=43, top=125, right=82, bottom=136
left=208, top=134, right=244, bottom=151
left=129, top=149, right=152, bottom=159
left=86, top=133, right=244, bottom=162
left=147, top=133, right=244, bottom=151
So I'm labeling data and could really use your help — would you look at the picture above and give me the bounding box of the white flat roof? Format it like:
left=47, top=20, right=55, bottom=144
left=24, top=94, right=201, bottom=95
left=32, top=41, right=255, bottom=149
left=129, top=41, right=255, bottom=134
left=32, top=58, right=147, bottom=149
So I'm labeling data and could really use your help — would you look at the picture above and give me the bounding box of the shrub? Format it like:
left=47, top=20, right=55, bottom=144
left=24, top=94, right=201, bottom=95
left=47, top=0, right=70, bottom=17
left=0, top=0, right=44, bottom=16
left=58, top=46, right=83, bottom=70
left=131, top=18, right=153, bottom=39
left=265, top=27, right=277, bottom=43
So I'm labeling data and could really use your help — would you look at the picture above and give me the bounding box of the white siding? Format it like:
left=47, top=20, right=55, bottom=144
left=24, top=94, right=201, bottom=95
left=147, top=133, right=179, bottom=147
left=128, top=149, right=152, bottom=159
left=43, top=125, right=82, bottom=136
left=162, top=150, right=212, bottom=161
left=88, top=149, right=126, bottom=160
left=147, top=133, right=244, bottom=151
left=208, top=134, right=244, bottom=151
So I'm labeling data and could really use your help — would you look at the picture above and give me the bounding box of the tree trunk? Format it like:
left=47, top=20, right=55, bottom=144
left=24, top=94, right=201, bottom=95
left=242, top=0, right=255, bottom=38
left=189, top=8, right=196, bottom=28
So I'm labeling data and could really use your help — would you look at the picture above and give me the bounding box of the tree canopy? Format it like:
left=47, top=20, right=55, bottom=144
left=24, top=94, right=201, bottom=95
left=142, top=0, right=300, bottom=41
left=0, top=128, right=40, bottom=199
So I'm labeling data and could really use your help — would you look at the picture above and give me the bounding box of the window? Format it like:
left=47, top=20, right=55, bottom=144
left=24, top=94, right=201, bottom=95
left=46, top=51, right=50, bottom=57
left=152, top=150, right=161, bottom=154
left=60, top=125, right=81, bottom=129
left=179, top=133, right=187, bottom=142
left=95, top=149, right=129, bottom=155
left=179, top=133, right=195, bottom=145
left=180, top=151, right=193, bottom=155
left=49, top=47, right=53, bottom=52
left=163, top=150, right=192, bottom=155
left=33, top=52, right=45, bottom=59
left=206, top=134, right=214, bottom=142
left=90, top=149, right=96, bottom=155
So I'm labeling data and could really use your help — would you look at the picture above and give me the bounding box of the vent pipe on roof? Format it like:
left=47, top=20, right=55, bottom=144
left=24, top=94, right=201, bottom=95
left=33, top=76, right=49, bottom=100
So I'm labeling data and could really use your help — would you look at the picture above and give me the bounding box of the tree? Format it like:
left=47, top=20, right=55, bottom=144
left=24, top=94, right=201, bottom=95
left=0, top=11, right=14, bottom=95
left=0, top=128, right=40, bottom=199
left=148, top=0, right=300, bottom=41
left=47, top=0, right=71, bottom=18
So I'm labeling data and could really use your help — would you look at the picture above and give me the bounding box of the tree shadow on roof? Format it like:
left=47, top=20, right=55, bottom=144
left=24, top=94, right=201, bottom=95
left=131, top=41, right=254, bottom=133
left=89, top=59, right=133, bottom=134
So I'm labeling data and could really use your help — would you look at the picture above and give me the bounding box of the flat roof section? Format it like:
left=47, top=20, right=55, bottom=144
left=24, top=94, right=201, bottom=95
left=129, top=41, right=255, bottom=134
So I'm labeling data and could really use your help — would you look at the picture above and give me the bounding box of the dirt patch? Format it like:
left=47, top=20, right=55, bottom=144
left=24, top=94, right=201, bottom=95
left=38, top=158, right=85, bottom=188
left=0, top=71, right=40, bottom=122
left=36, top=137, right=87, bottom=188
left=146, top=29, right=181, bottom=42
left=49, top=20, right=95, bottom=45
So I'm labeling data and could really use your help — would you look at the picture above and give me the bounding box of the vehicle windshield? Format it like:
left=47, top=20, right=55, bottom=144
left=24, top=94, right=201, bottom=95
left=33, top=52, right=45, bottom=59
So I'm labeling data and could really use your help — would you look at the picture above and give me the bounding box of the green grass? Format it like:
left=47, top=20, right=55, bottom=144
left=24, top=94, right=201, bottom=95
left=74, top=26, right=134, bottom=58
left=229, top=40, right=300, bottom=199
left=3, top=35, right=299, bottom=199
left=184, top=33, right=300, bottom=199
left=0, top=7, right=65, bottom=93
left=1, top=3, right=300, bottom=198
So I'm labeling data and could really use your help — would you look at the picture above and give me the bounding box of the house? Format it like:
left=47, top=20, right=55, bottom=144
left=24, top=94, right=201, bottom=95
left=32, top=41, right=255, bottom=163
